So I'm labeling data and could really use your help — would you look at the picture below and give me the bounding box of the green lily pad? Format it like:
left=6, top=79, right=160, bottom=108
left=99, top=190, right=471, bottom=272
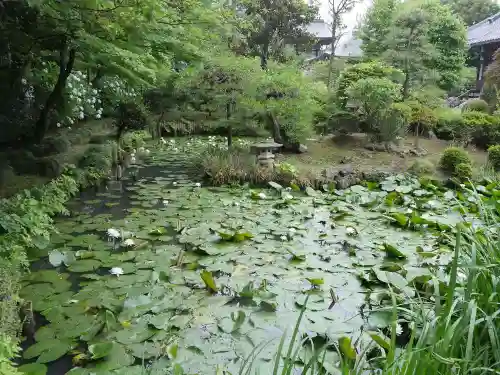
left=17, top=363, right=48, bottom=375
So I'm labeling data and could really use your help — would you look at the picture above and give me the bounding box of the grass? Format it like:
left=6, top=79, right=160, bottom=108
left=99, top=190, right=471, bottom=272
left=236, top=188, right=500, bottom=375
left=280, top=134, right=489, bottom=180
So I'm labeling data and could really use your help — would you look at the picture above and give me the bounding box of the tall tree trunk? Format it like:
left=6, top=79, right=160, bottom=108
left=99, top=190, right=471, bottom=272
left=269, top=112, right=283, bottom=144
left=226, top=102, right=232, bottom=148
left=402, top=70, right=410, bottom=100
left=327, top=14, right=338, bottom=90
left=260, top=42, right=269, bottom=70
left=34, top=40, right=76, bottom=142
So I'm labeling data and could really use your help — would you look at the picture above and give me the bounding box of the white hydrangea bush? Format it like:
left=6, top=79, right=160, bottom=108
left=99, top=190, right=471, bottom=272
left=62, top=70, right=103, bottom=127
left=100, top=75, right=139, bottom=112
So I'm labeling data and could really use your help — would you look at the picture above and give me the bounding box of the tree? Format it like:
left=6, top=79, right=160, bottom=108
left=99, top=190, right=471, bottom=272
left=383, top=2, right=435, bottom=99
left=233, top=0, right=317, bottom=69
left=359, top=0, right=467, bottom=95
left=326, top=0, right=360, bottom=89
left=441, top=0, right=500, bottom=26
left=358, top=0, right=397, bottom=59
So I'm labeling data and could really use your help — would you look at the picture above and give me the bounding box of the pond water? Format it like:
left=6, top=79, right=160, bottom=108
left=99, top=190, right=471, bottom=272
left=18, top=140, right=495, bottom=375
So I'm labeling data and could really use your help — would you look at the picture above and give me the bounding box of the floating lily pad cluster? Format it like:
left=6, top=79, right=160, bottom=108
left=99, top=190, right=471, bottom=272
left=19, top=141, right=499, bottom=375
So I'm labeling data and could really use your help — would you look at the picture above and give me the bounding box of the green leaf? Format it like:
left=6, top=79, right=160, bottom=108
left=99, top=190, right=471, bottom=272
left=200, top=270, right=218, bottom=292
left=306, top=278, right=324, bottom=287
left=368, top=331, right=391, bottom=351
left=338, top=336, right=356, bottom=360
left=17, top=363, right=48, bottom=375
left=88, top=342, right=113, bottom=360
left=382, top=243, right=407, bottom=259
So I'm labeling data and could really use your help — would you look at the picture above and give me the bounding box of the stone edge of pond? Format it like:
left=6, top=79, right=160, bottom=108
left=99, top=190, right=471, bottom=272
left=0, top=140, right=120, bottom=372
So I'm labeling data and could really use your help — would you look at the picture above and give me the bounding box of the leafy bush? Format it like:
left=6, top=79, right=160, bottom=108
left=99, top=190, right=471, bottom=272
left=377, top=102, right=411, bottom=143
left=406, top=100, right=438, bottom=135
left=326, top=107, right=361, bottom=135
left=408, top=86, right=446, bottom=109
left=408, top=159, right=436, bottom=176
left=77, top=143, right=115, bottom=171
left=114, top=101, right=150, bottom=141
left=31, top=135, right=71, bottom=156
left=466, top=112, right=500, bottom=148
left=453, top=162, right=472, bottom=180
left=434, top=108, right=464, bottom=140
left=440, top=147, right=471, bottom=172
left=461, top=98, right=490, bottom=113
left=336, top=61, right=403, bottom=108
left=487, top=145, right=500, bottom=170
left=347, top=77, right=402, bottom=139
left=0, top=333, right=21, bottom=375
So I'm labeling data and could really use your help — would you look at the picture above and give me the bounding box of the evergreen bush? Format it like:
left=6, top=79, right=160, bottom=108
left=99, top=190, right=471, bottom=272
left=440, top=147, right=471, bottom=172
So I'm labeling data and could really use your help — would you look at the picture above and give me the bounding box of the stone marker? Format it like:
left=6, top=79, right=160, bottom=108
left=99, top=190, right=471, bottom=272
left=251, top=142, right=283, bottom=169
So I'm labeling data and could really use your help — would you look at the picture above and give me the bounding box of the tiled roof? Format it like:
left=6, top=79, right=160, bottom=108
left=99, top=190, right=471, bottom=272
left=305, top=19, right=331, bottom=40
left=467, top=12, right=500, bottom=46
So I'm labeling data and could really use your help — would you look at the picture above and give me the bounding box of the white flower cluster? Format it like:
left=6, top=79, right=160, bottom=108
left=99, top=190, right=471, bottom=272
left=64, top=70, right=103, bottom=126
left=101, top=75, right=138, bottom=107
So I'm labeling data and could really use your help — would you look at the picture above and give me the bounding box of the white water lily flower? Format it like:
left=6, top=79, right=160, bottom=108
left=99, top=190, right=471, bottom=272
left=162, top=200, right=169, bottom=206
left=283, top=193, right=293, bottom=200
left=56, top=122, right=61, bottom=128
left=346, top=227, right=356, bottom=236
left=138, top=147, right=145, bottom=152
left=288, top=227, right=296, bottom=233
left=95, top=114, right=101, bottom=119
left=123, top=238, right=135, bottom=247
left=195, top=182, right=201, bottom=188
left=406, top=208, right=413, bottom=214
left=130, top=156, right=136, bottom=164
left=258, top=192, right=266, bottom=199
left=233, top=201, right=239, bottom=206
left=110, top=267, right=124, bottom=277
left=68, top=299, right=79, bottom=304
left=145, top=149, right=150, bottom=154
left=396, top=323, right=403, bottom=336
left=173, top=181, right=177, bottom=186
left=107, top=228, right=120, bottom=239
left=280, top=235, right=287, bottom=241
left=285, top=187, right=292, bottom=192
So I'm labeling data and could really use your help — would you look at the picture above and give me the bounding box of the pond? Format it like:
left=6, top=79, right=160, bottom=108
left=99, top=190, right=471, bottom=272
left=18, top=138, right=497, bottom=375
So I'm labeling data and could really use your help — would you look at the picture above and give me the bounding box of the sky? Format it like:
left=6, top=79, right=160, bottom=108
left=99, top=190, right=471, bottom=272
left=315, top=0, right=373, bottom=42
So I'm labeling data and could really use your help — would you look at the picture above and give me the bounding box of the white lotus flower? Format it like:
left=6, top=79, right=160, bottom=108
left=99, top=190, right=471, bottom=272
left=107, top=228, right=120, bottom=239
left=396, top=323, right=403, bottom=336
left=258, top=192, right=266, bottom=199
left=195, top=182, right=201, bottom=188
left=162, top=200, right=169, bottom=206
left=280, top=235, right=287, bottom=241
left=173, top=181, right=177, bottom=186
left=346, top=227, right=356, bottom=236
left=110, top=267, right=124, bottom=277
left=123, top=239, right=135, bottom=247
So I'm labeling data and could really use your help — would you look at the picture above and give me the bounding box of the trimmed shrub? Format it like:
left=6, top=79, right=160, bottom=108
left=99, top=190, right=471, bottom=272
left=30, top=136, right=71, bottom=157
left=487, top=145, right=500, bottom=170
left=378, top=102, right=411, bottom=143
left=433, top=108, right=463, bottom=140
left=408, top=159, right=435, bottom=176
left=440, top=147, right=471, bottom=172
left=78, top=144, right=114, bottom=171
left=453, top=162, right=472, bottom=181
left=406, top=100, right=438, bottom=135
left=337, top=61, right=403, bottom=108
left=468, top=113, right=500, bottom=149
left=461, top=98, right=489, bottom=113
